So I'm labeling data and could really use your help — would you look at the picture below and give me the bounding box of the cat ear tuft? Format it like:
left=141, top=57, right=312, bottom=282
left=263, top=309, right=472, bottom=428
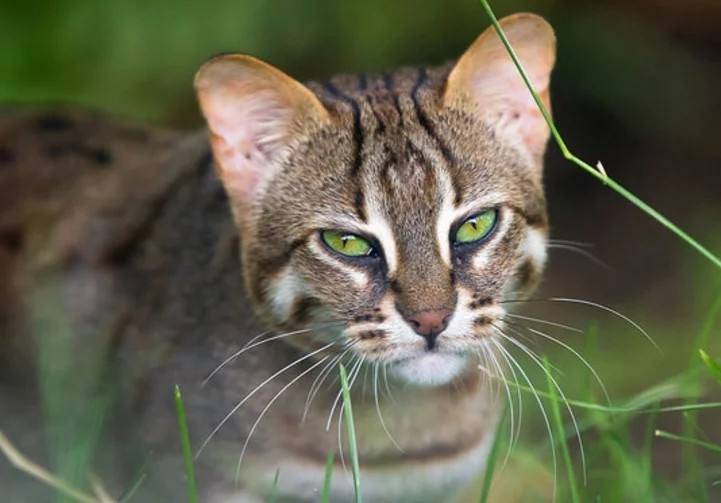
left=444, top=13, right=556, bottom=160
left=195, top=54, right=329, bottom=208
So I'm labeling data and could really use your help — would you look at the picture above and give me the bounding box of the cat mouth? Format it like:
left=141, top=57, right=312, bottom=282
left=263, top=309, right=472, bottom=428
left=389, top=351, right=470, bottom=386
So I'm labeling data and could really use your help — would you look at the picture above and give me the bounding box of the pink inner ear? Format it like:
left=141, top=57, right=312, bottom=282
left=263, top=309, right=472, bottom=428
left=199, top=84, right=294, bottom=204
left=470, top=60, right=551, bottom=158
left=209, top=134, right=262, bottom=201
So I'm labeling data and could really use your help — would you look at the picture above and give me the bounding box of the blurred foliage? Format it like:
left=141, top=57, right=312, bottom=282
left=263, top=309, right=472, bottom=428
left=0, top=0, right=535, bottom=124
left=2, top=0, right=721, bottom=501
left=0, top=0, right=712, bottom=138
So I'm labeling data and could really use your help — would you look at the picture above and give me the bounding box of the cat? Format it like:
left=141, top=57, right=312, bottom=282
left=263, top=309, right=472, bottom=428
left=0, top=12, right=555, bottom=502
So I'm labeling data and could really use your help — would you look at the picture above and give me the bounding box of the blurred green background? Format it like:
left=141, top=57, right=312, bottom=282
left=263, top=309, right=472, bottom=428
left=2, top=0, right=721, bottom=501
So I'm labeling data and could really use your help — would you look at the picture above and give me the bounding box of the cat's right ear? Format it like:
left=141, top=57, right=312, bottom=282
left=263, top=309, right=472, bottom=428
left=443, top=13, right=556, bottom=162
left=195, top=55, right=329, bottom=209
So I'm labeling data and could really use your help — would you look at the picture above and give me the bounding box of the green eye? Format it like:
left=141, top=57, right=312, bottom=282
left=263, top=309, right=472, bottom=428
left=454, top=209, right=497, bottom=245
left=322, top=230, right=374, bottom=257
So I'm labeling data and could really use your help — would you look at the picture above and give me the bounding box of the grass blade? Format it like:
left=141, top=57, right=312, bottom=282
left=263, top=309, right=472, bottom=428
left=544, top=357, right=580, bottom=503
left=479, top=408, right=507, bottom=503
left=654, top=430, right=721, bottom=455
left=174, top=385, right=198, bottom=503
left=699, top=350, right=721, bottom=384
left=320, top=452, right=334, bottom=503
left=478, top=0, right=721, bottom=271
left=339, top=364, right=362, bottom=503
left=682, top=295, right=721, bottom=501
left=641, top=410, right=658, bottom=501
left=269, top=468, right=280, bottom=503
left=0, top=430, right=98, bottom=503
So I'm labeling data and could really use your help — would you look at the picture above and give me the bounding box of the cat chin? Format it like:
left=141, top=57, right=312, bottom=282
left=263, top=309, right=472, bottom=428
left=390, top=352, right=468, bottom=386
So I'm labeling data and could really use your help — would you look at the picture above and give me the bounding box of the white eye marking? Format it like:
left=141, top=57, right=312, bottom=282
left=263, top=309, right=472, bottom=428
left=521, top=227, right=548, bottom=268
left=435, top=170, right=457, bottom=267
left=309, top=238, right=369, bottom=289
left=267, top=266, right=304, bottom=322
left=358, top=193, right=398, bottom=275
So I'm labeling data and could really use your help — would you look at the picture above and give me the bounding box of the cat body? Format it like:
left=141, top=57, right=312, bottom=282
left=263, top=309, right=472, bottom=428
left=0, top=14, right=555, bottom=502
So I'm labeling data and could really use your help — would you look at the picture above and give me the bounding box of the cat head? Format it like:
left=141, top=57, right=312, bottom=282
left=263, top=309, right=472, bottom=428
left=195, top=13, right=555, bottom=386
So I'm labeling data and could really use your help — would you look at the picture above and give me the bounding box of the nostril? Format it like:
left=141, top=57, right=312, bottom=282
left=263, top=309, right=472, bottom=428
left=405, top=309, right=453, bottom=338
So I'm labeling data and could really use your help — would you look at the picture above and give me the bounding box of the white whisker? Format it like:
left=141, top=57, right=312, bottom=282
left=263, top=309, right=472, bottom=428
left=496, top=328, right=587, bottom=485
left=548, top=239, right=593, bottom=248
left=326, top=354, right=363, bottom=432
left=336, top=356, right=365, bottom=485
left=196, top=342, right=334, bottom=458
left=201, top=321, right=343, bottom=386
left=233, top=355, right=331, bottom=485
left=492, top=338, right=524, bottom=450
left=548, top=297, right=658, bottom=352
left=490, top=337, right=558, bottom=501
left=506, top=313, right=582, bottom=333
left=302, top=342, right=357, bottom=424
left=483, top=343, right=515, bottom=471
left=381, top=362, right=396, bottom=404
left=516, top=324, right=611, bottom=406
left=500, top=297, right=659, bottom=351
left=547, top=243, right=610, bottom=270
left=373, top=362, right=403, bottom=452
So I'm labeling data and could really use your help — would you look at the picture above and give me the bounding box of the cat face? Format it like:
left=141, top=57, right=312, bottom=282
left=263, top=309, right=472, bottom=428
left=196, top=14, right=555, bottom=386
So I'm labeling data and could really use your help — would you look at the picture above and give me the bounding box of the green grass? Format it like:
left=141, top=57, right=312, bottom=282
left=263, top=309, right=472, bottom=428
left=700, top=350, right=721, bottom=384
left=320, top=452, right=335, bottom=503
left=339, top=364, right=362, bottom=503
left=479, top=407, right=507, bottom=503
left=544, top=357, right=580, bottom=503
left=4, top=1, right=721, bottom=502
left=269, top=468, right=280, bottom=503
left=479, top=0, right=721, bottom=272
left=654, top=430, right=721, bottom=455
left=174, top=385, right=199, bottom=503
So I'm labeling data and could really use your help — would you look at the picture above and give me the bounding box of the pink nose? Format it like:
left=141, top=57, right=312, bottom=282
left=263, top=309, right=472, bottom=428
left=406, top=309, right=452, bottom=349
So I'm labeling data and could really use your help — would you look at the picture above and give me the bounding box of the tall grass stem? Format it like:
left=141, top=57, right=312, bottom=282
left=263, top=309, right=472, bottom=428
left=544, top=357, right=580, bottom=503
left=174, top=385, right=199, bottom=503
left=479, top=0, right=721, bottom=271
left=339, top=364, right=362, bottom=503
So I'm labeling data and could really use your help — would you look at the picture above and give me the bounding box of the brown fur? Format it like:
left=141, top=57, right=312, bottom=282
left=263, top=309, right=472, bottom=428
left=1, top=13, right=555, bottom=502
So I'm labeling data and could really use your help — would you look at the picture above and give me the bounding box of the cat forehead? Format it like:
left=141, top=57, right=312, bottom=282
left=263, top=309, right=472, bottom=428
left=270, top=68, right=535, bottom=214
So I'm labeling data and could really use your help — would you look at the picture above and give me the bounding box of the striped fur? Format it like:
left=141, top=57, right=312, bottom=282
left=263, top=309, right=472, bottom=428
left=0, top=13, right=557, bottom=502
left=193, top=15, right=556, bottom=499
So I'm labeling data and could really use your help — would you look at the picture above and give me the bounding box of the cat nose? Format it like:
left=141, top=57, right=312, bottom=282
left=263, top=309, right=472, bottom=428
left=406, top=309, right=452, bottom=349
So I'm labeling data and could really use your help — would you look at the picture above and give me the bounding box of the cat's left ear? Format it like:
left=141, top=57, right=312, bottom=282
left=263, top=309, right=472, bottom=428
left=195, top=54, right=329, bottom=212
left=444, top=13, right=556, bottom=161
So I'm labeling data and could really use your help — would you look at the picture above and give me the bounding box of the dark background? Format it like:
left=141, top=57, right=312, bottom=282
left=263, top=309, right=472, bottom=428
left=2, top=0, right=721, bottom=500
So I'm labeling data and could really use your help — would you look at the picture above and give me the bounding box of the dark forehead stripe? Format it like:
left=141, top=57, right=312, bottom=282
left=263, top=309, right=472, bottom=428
left=358, top=73, right=368, bottom=91
left=382, top=72, right=404, bottom=127
left=410, top=68, right=463, bottom=205
left=321, top=80, right=368, bottom=222
left=410, top=68, right=454, bottom=164
left=366, top=95, right=387, bottom=135
left=321, top=81, right=363, bottom=177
